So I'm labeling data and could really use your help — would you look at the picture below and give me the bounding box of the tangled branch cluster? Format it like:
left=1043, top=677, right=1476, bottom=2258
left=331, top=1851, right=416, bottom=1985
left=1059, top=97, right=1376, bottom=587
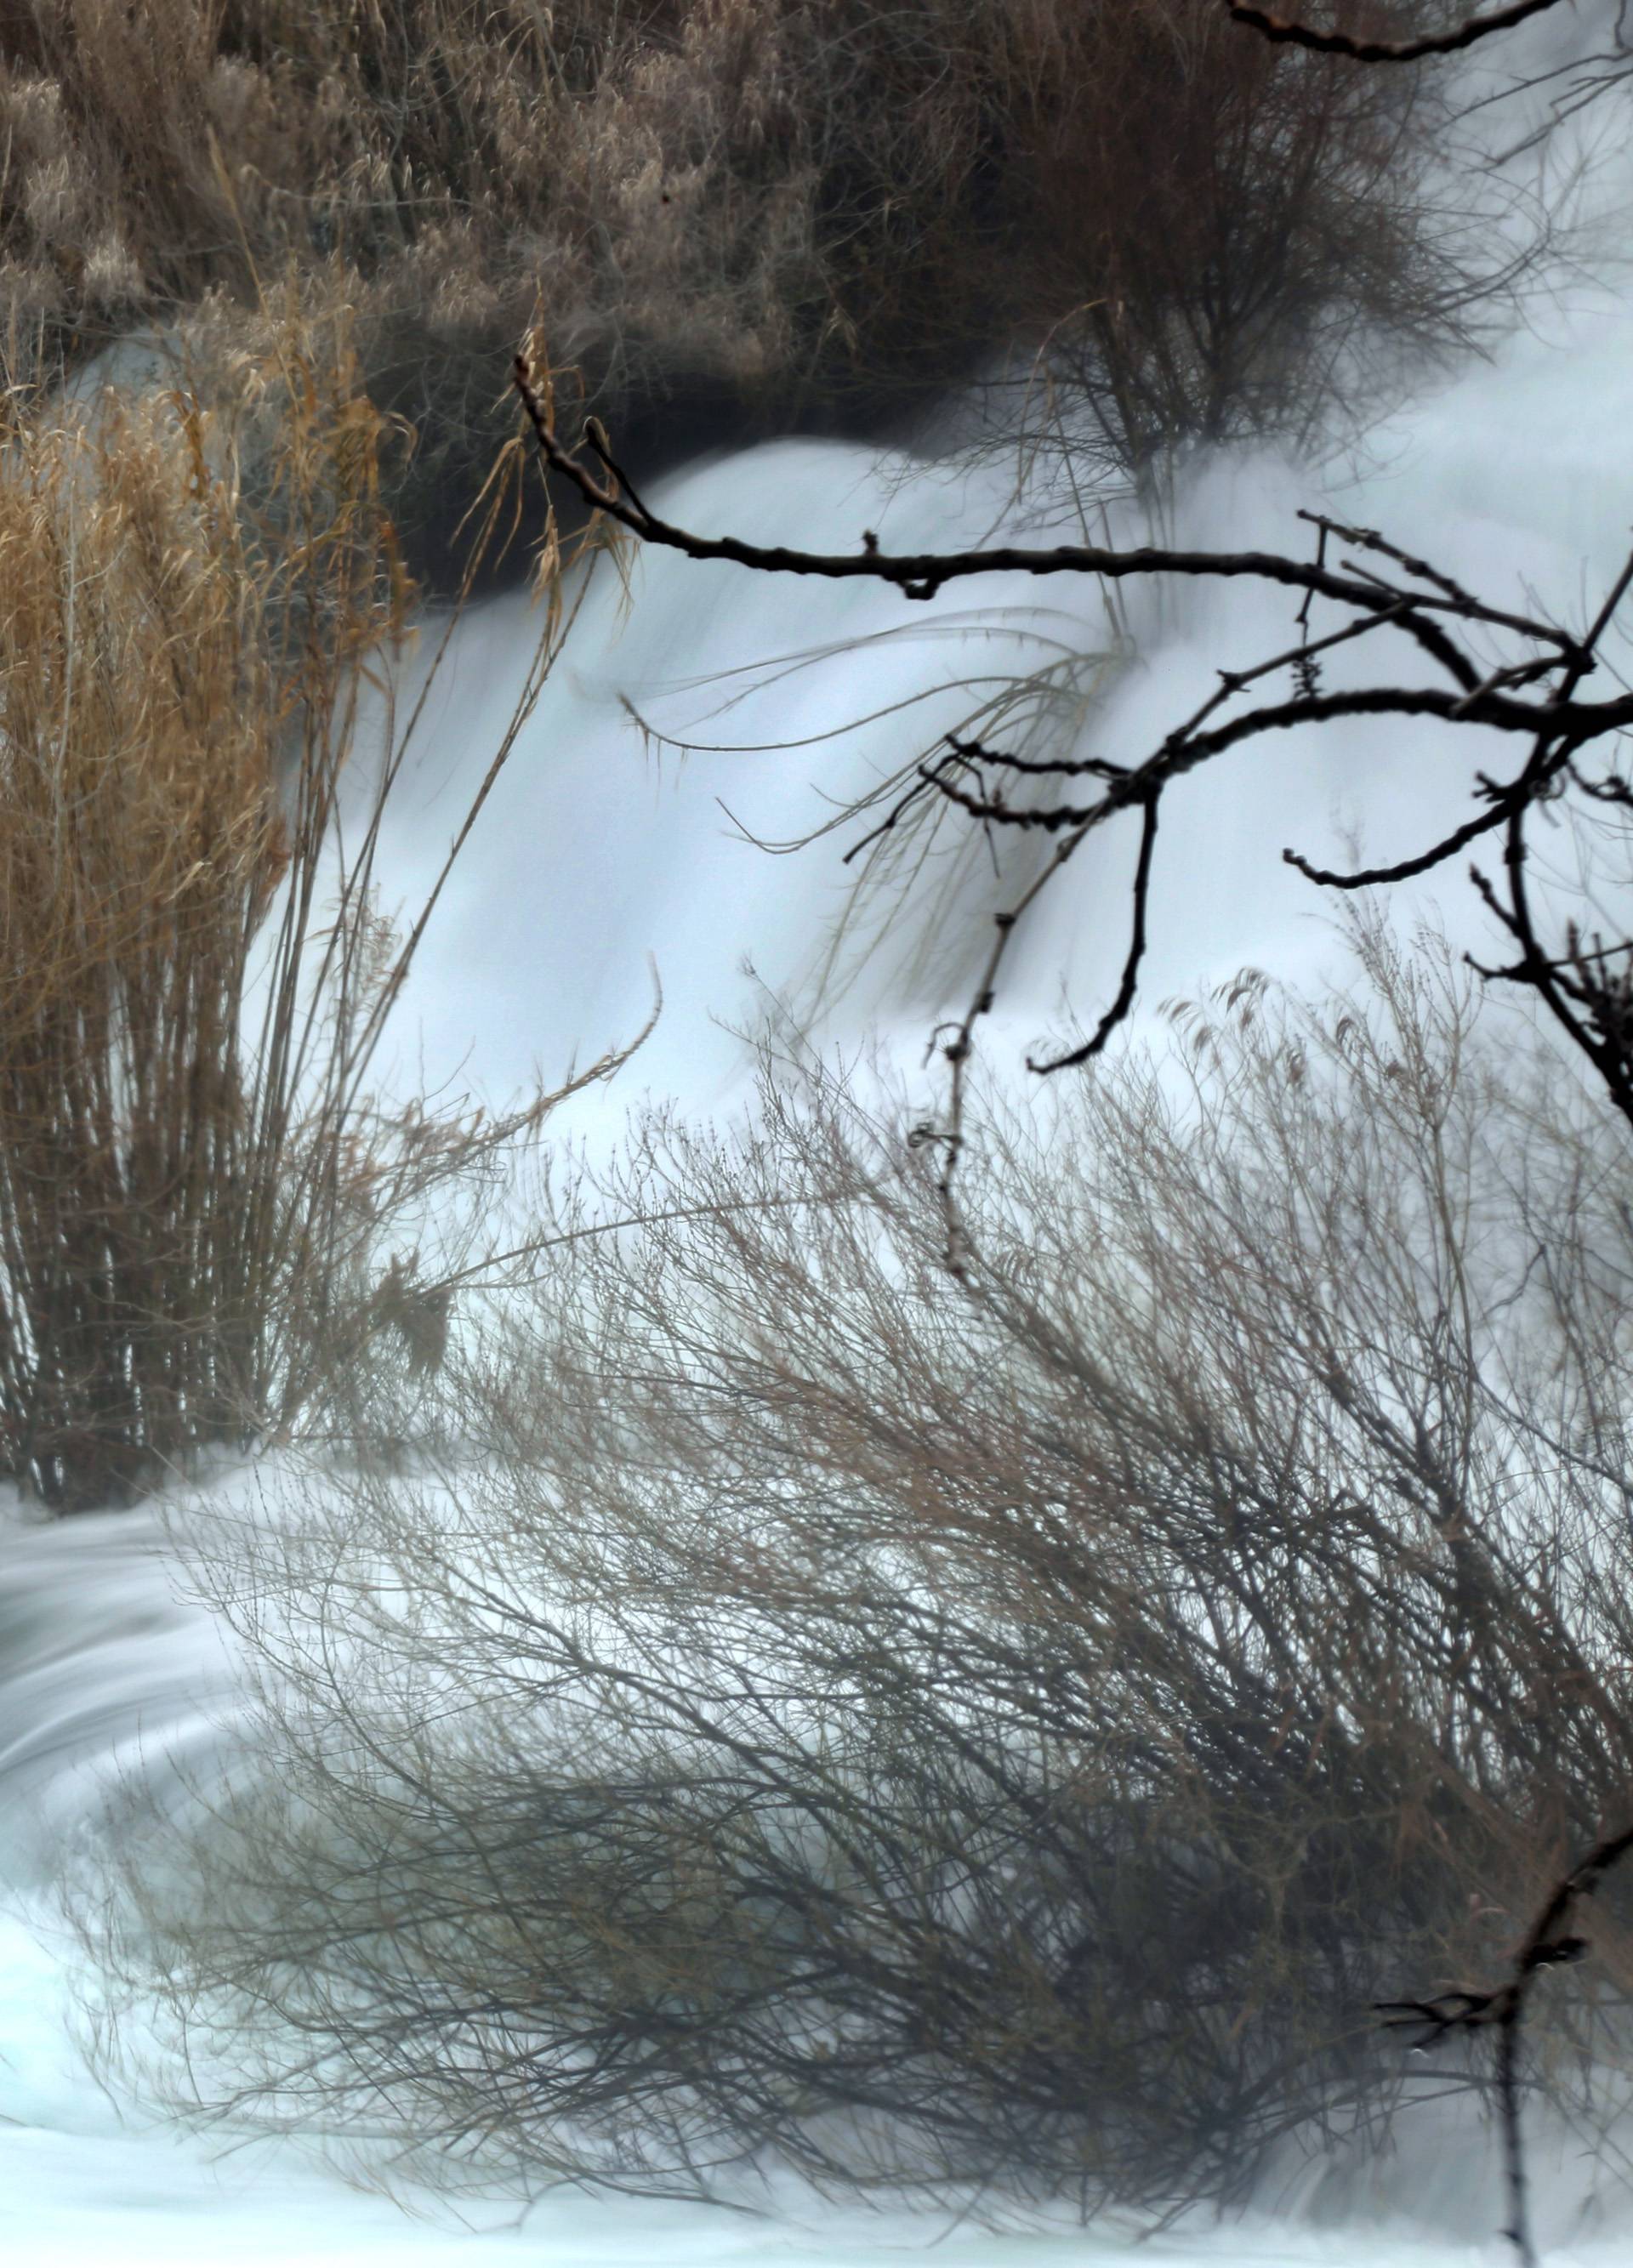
left=87, top=935, right=1633, bottom=2218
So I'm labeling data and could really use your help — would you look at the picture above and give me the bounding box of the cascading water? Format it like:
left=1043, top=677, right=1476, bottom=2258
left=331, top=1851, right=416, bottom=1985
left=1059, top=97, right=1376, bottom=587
left=370, top=283, right=1633, bottom=1135
left=5, top=177, right=1633, bottom=2266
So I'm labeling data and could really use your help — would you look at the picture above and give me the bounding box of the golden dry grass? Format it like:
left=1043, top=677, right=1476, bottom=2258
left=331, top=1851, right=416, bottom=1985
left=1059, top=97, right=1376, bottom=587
left=0, top=289, right=611, bottom=1509
left=0, top=370, right=306, bottom=1504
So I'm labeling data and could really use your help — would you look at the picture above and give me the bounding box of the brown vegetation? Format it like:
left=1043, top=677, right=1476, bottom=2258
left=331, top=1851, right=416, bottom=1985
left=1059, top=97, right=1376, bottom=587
left=24, top=0, right=1621, bottom=2225
left=0, top=300, right=626, bottom=1511
left=85, top=923, right=1633, bottom=2212
left=0, top=1, right=1544, bottom=583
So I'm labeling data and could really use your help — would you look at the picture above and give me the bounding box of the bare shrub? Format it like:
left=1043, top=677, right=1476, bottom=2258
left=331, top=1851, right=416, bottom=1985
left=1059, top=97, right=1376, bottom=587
left=0, top=297, right=621, bottom=1511
left=84, top=918, right=1633, bottom=2210
left=975, top=0, right=1547, bottom=487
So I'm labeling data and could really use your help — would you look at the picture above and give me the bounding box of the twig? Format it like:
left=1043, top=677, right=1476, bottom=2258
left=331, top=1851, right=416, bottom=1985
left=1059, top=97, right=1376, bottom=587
left=1027, top=794, right=1161, bottom=1073
left=1229, top=0, right=1570, bottom=65
left=1380, top=1820, right=1633, bottom=2268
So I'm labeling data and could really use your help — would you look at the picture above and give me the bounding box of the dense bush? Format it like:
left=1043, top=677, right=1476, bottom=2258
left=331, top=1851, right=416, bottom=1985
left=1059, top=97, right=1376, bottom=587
left=0, top=330, right=400, bottom=1507
left=85, top=924, right=1633, bottom=2209
left=0, top=1, right=1545, bottom=581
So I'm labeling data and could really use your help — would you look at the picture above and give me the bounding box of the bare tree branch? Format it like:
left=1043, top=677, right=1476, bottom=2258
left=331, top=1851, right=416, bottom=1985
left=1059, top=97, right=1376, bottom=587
left=1284, top=796, right=1514, bottom=886
left=512, top=361, right=1633, bottom=1266
left=512, top=360, right=1565, bottom=649
left=1227, top=0, right=1573, bottom=65
left=1381, top=1819, right=1633, bottom=2268
left=1027, top=794, right=1161, bottom=1073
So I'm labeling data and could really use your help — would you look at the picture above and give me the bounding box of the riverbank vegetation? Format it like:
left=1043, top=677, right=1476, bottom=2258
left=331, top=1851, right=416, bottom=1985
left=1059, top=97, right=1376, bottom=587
left=87, top=923, right=1633, bottom=2212
left=8, top=0, right=1631, bottom=2238
left=0, top=299, right=628, bottom=1509
left=0, top=0, right=1554, bottom=583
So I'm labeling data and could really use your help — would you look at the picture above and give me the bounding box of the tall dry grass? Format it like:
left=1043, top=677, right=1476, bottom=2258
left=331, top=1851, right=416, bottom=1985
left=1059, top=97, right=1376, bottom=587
left=0, top=294, right=617, bottom=1510
left=0, top=377, right=284, bottom=1505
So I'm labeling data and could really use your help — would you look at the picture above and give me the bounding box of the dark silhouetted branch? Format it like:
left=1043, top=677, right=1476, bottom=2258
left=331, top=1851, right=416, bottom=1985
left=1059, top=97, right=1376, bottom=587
left=512, top=359, right=1562, bottom=644
left=1028, top=795, right=1161, bottom=1073
left=1380, top=1819, right=1633, bottom=2268
left=513, top=362, right=1633, bottom=1257
left=1284, top=799, right=1514, bottom=888
left=1228, top=0, right=1571, bottom=65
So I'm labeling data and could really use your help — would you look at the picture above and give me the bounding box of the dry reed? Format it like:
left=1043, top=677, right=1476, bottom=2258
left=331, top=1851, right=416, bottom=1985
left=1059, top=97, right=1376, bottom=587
left=0, top=2, right=1551, bottom=582
left=0, top=293, right=621, bottom=1509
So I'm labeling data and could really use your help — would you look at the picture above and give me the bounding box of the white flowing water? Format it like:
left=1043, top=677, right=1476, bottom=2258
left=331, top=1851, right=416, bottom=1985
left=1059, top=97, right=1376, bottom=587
left=6, top=145, right=1633, bottom=2265
left=367, top=285, right=1633, bottom=1131
left=4, top=1471, right=1631, bottom=2265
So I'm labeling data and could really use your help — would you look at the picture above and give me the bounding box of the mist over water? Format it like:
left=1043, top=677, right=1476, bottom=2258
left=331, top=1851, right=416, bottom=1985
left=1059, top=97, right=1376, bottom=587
left=6, top=130, right=1633, bottom=2262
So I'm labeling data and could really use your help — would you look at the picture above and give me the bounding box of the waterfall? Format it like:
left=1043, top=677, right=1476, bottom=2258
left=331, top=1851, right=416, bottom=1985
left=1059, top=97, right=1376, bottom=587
left=372, top=276, right=1633, bottom=1134
left=3, top=215, right=1633, bottom=2266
